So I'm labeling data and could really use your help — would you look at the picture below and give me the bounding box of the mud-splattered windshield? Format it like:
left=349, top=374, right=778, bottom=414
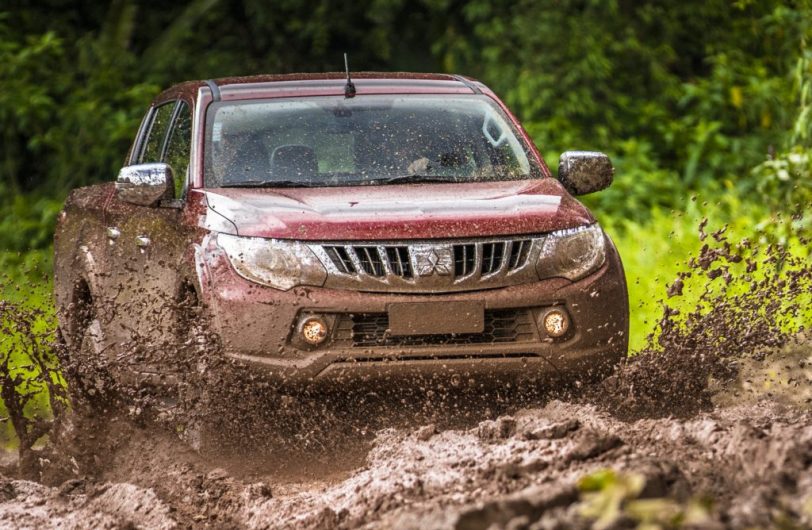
left=204, top=95, right=540, bottom=187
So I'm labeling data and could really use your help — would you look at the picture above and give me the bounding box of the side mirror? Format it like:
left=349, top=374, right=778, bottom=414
left=115, top=163, right=174, bottom=206
left=557, top=151, right=614, bottom=195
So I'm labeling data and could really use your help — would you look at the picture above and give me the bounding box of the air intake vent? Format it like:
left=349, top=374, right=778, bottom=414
left=324, top=246, right=355, bottom=274
left=334, top=309, right=535, bottom=347
left=354, top=246, right=385, bottom=277
left=508, top=240, right=531, bottom=269
left=453, top=244, right=476, bottom=277
left=385, top=246, right=413, bottom=278
left=481, top=242, right=506, bottom=274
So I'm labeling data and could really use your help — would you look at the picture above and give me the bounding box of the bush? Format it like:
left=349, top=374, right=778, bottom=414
left=0, top=195, right=62, bottom=253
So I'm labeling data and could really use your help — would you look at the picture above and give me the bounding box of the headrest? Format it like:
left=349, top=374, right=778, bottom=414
left=271, top=145, right=317, bottom=180
left=222, top=133, right=269, bottom=184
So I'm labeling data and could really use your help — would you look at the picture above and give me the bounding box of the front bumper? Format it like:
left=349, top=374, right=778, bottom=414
left=199, top=236, right=629, bottom=387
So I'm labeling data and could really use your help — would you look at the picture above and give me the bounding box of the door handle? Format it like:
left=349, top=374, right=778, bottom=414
left=135, top=236, right=151, bottom=248
left=107, top=227, right=121, bottom=240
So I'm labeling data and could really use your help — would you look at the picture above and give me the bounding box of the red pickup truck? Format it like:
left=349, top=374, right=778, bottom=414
left=54, top=73, right=628, bottom=401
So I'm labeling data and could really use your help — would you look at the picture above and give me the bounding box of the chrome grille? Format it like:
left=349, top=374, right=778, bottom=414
left=324, top=246, right=355, bottom=274
left=454, top=244, right=476, bottom=276
left=333, top=309, right=536, bottom=347
left=386, top=246, right=413, bottom=278
left=354, top=246, right=385, bottom=277
left=309, top=235, right=542, bottom=293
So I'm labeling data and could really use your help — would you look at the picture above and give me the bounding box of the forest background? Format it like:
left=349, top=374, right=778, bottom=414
left=1, top=0, right=810, bottom=353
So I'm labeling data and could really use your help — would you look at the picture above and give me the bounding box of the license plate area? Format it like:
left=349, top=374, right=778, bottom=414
left=387, top=301, right=485, bottom=336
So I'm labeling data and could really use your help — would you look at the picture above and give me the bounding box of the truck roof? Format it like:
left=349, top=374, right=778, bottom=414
left=156, top=72, right=488, bottom=103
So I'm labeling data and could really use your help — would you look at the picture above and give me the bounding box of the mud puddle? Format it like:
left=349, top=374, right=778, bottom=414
left=0, top=341, right=809, bottom=530
left=0, top=365, right=809, bottom=529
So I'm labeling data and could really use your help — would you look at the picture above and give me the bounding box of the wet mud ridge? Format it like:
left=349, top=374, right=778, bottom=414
left=0, top=392, right=810, bottom=529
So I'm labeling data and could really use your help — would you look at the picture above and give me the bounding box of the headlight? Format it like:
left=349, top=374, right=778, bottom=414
left=537, top=224, right=606, bottom=281
left=216, top=234, right=327, bottom=290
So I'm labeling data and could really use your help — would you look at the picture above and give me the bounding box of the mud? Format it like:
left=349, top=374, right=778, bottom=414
left=1, top=381, right=810, bottom=529
left=0, top=223, right=810, bottom=528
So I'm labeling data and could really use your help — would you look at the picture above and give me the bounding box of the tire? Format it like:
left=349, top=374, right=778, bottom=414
left=161, top=283, right=216, bottom=450
left=57, top=280, right=116, bottom=411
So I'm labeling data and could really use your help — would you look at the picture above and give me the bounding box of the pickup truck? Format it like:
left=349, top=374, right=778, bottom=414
left=53, top=72, right=628, bottom=402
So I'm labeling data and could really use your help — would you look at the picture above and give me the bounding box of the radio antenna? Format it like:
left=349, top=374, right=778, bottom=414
left=343, top=52, right=356, bottom=98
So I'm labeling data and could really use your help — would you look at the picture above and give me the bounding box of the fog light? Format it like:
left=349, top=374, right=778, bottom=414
left=542, top=309, right=570, bottom=338
left=299, top=316, right=329, bottom=345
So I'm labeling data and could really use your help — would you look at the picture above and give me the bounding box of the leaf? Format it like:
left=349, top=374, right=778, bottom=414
left=730, top=86, right=744, bottom=108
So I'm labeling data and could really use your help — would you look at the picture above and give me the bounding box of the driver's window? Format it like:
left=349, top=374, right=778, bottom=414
left=140, top=102, right=175, bottom=163
left=164, top=102, right=192, bottom=199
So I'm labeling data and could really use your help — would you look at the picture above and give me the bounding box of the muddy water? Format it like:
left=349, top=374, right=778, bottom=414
left=0, top=226, right=810, bottom=529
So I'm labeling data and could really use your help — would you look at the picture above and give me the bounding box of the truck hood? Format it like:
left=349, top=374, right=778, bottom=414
left=199, top=179, right=595, bottom=241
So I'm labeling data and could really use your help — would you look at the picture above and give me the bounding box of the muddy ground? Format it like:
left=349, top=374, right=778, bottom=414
left=0, top=341, right=809, bottom=530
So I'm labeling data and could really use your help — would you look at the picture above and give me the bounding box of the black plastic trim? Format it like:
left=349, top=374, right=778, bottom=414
left=451, top=75, right=482, bottom=94
left=204, top=79, right=221, bottom=102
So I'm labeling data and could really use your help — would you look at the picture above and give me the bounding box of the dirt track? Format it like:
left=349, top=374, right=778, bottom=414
left=0, top=342, right=809, bottom=530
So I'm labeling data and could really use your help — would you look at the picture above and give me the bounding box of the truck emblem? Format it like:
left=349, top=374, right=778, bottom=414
left=415, top=248, right=453, bottom=276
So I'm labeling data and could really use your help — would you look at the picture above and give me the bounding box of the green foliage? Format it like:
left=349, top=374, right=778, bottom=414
left=0, top=14, right=159, bottom=195
left=0, top=196, right=61, bottom=253
left=578, top=469, right=711, bottom=530
left=0, top=250, right=56, bottom=448
left=437, top=0, right=810, bottom=221
left=1, top=0, right=811, bottom=239
left=752, top=147, right=812, bottom=211
left=610, top=192, right=811, bottom=352
left=749, top=30, right=812, bottom=215
left=0, top=250, right=53, bottom=306
left=0, top=299, right=65, bottom=454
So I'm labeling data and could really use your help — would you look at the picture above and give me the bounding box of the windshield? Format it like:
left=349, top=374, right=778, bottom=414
left=204, top=95, right=541, bottom=187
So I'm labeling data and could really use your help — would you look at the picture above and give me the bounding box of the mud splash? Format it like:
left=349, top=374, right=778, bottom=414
left=595, top=223, right=811, bottom=419
left=0, top=221, right=809, bottom=528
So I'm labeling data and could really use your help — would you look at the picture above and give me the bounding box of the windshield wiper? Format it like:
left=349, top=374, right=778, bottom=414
left=221, top=176, right=458, bottom=187
left=381, top=174, right=457, bottom=185
left=221, top=180, right=317, bottom=188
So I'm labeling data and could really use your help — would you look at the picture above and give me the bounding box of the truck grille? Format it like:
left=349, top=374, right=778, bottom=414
left=324, top=246, right=356, bottom=274
left=333, top=309, right=536, bottom=347
left=454, top=244, right=476, bottom=276
left=312, top=235, right=540, bottom=293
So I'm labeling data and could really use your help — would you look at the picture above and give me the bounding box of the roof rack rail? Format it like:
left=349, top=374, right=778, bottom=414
left=451, top=75, right=482, bottom=94
left=204, top=79, right=221, bottom=102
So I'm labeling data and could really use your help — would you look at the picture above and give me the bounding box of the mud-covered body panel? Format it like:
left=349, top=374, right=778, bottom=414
left=53, top=184, right=115, bottom=348
left=199, top=179, right=593, bottom=240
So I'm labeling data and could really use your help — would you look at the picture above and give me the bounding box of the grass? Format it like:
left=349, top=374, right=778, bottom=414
left=0, top=249, right=53, bottom=306
left=0, top=249, right=56, bottom=448
left=604, top=194, right=810, bottom=352
left=606, top=207, right=728, bottom=352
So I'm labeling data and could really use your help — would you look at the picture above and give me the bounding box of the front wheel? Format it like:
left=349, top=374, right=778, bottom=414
left=56, top=281, right=116, bottom=411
